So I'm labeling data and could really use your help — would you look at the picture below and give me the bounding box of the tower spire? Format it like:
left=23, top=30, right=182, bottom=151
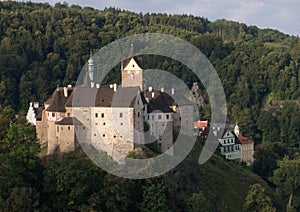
left=88, top=51, right=94, bottom=82
left=129, top=43, right=134, bottom=58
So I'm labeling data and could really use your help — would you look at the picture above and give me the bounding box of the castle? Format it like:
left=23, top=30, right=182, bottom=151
left=26, top=47, right=194, bottom=160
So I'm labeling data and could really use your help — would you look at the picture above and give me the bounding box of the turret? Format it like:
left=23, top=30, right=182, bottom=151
left=234, top=123, right=240, bottom=136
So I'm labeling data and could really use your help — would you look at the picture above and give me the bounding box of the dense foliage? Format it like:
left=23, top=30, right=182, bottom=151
left=0, top=1, right=299, bottom=146
left=0, top=1, right=299, bottom=210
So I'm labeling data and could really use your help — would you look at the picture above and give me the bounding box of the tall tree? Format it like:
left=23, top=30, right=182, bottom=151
left=243, top=184, right=275, bottom=212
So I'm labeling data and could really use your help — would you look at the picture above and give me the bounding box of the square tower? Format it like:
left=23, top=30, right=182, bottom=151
left=121, top=57, right=143, bottom=90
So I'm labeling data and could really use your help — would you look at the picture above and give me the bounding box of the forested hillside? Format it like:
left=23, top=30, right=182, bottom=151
left=0, top=1, right=300, bottom=210
left=0, top=1, right=299, bottom=146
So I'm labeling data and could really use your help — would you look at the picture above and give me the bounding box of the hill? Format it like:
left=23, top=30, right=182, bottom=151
left=0, top=1, right=299, bottom=210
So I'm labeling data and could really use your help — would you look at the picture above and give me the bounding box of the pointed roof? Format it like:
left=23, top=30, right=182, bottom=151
left=122, top=44, right=143, bottom=69
left=46, top=88, right=69, bottom=112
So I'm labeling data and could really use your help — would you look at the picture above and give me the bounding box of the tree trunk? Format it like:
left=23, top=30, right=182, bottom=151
left=288, top=192, right=293, bottom=208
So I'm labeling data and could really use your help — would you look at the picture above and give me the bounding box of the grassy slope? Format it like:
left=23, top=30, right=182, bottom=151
left=169, top=140, right=273, bottom=211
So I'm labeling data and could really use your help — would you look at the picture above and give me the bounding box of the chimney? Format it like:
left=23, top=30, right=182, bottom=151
left=171, top=88, right=175, bottom=95
left=161, top=87, right=164, bottom=92
left=113, top=83, right=117, bottom=92
left=64, top=87, right=68, bottom=97
left=152, top=92, right=155, bottom=98
left=149, top=86, right=152, bottom=92
left=96, top=84, right=100, bottom=88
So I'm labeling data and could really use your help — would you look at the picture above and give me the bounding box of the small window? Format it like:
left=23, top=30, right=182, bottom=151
left=158, top=115, right=162, bottom=120
left=94, top=133, right=96, bottom=136
left=166, top=114, right=169, bottom=119
left=120, top=122, right=123, bottom=126
left=61, top=127, right=63, bottom=131
left=120, top=113, right=123, bottom=118
left=113, top=135, right=116, bottom=138
left=103, top=134, right=105, bottom=137
left=95, top=113, right=98, bottom=118
left=152, top=115, right=154, bottom=120
left=103, top=122, right=106, bottom=126
left=57, top=126, right=59, bottom=132
left=101, top=113, right=104, bottom=118
left=137, top=112, right=140, bottom=117
left=95, top=122, right=98, bottom=126
left=68, top=126, right=71, bottom=130
left=67, top=113, right=70, bottom=117
left=52, top=112, right=55, bottom=117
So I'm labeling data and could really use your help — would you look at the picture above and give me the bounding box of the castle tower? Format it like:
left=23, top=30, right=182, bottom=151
left=121, top=44, right=143, bottom=90
left=88, top=52, right=94, bottom=82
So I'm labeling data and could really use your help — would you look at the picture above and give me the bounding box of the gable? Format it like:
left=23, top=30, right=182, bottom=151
left=124, top=58, right=142, bottom=71
left=222, top=130, right=234, bottom=139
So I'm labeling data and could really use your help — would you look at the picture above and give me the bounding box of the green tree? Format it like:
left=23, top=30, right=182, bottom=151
left=252, top=142, right=287, bottom=180
left=243, top=183, right=275, bottom=212
left=187, top=191, right=211, bottom=212
left=271, top=156, right=300, bottom=211
left=138, top=178, right=169, bottom=212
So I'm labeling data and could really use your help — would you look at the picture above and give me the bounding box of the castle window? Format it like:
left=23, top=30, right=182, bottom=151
left=137, top=112, right=140, bottom=117
left=95, top=113, right=98, bottom=118
left=120, top=112, right=123, bottom=118
left=158, top=115, right=162, bottom=120
left=68, top=126, right=71, bottom=130
left=166, top=114, right=169, bottom=119
left=101, top=113, right=104, bottom=118
left=137, top=100, right=140, bottom=105
left=83, top=126, right=86, bottom=130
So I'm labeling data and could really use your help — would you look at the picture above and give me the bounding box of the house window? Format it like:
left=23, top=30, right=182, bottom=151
left=166, top=114, right=169, bottom=119
left=95, top=113, right=98, bottom=118
left=120, top=113, right=123, bottom=118
left=101, top=113, right=104, bottom=118
left=68, top=126, right=71, bottom=130
left=52, top=112, right=55, bottom=117
left=158, top=115, right=162, bottom=120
